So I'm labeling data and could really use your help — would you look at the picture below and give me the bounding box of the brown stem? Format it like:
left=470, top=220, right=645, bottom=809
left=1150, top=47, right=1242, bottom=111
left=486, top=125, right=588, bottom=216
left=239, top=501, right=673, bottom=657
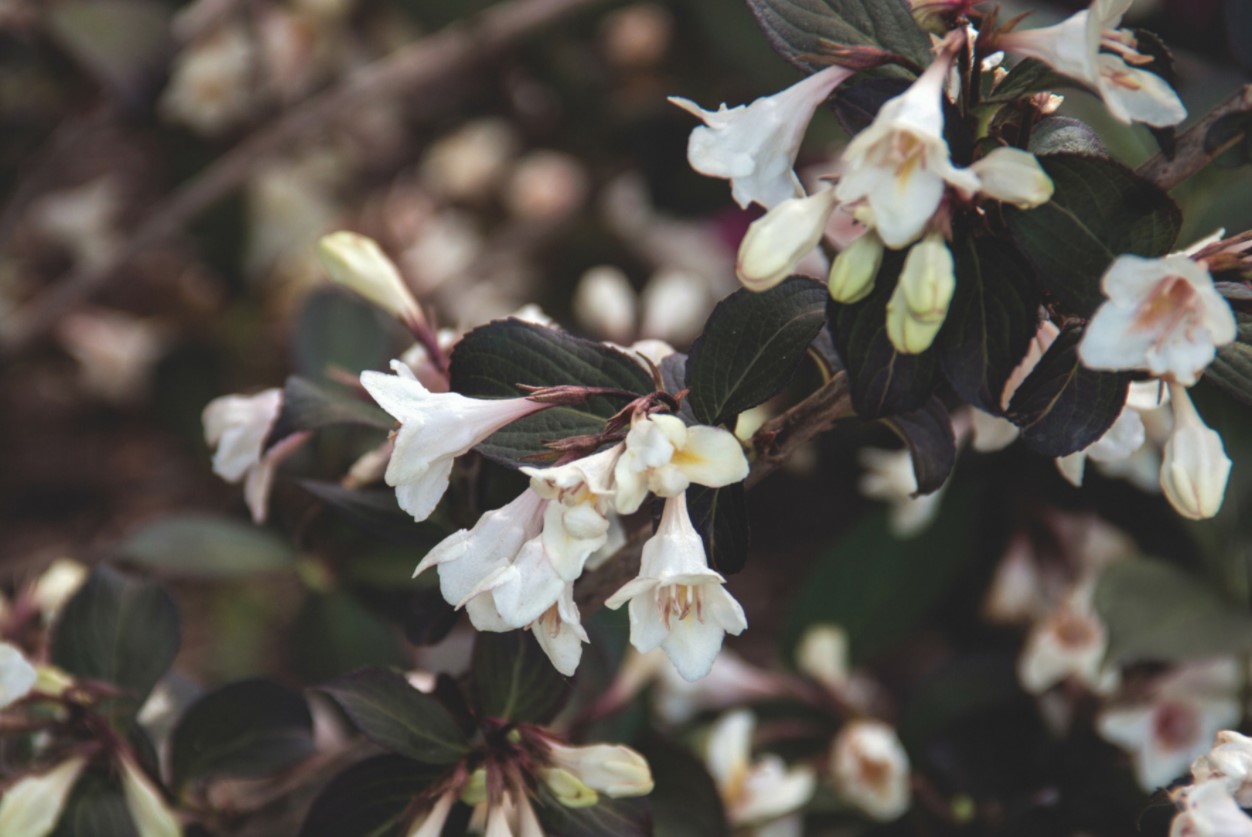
left=1137, top=84, right=1252, bottom=191
left=0, top=0, right=607, bottom=356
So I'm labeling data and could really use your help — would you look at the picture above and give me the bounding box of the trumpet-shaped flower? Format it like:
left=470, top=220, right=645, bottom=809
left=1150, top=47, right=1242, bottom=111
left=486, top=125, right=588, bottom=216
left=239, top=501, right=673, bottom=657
left=605, top=493, right=747, bottom=681
left=120, top=756, right=181, bottom=837
left=736, top=189, right=840, bottom=291
left=361, top=361, right=547, bottom=521
left=999, top=0, right=1186, bottom=127
left=970, top=147, right=1054, bottom=208
left=0, top=756, right=86, bottom=837
left=1079, top=253, right=1235, bottom=386
left=407, top=789, right=457, bottom=837
left=830, top=720, right=912, bottom=822
left=614, top=414, right=749, bottom=515
left=834, top=37, right=979, bottom=248
left=704, top=710, right=816, bottom=830
left=203, top=387, right=305, bottom=523
left=1160, top=383, right=1232, bottom=520
left=670, top=65, right=855, bottom=210
left=522, top=445, right=620, bottom=581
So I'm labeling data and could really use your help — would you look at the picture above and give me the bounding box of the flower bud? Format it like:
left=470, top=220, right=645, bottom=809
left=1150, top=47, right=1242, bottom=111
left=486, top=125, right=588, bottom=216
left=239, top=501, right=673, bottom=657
left=0, top=757, right=86, bottom=837
left=120, top=756, right=181, bottom=837
left=546, top=741, right=655, bottom=798
left=318, top=231, right=424, bottom=326
left=574, top=266, right=637, bottom=342
left=971, top=147, right=1054, bottom=209
left=885, top=234, right=954, bottom=354
left=827, top=232, right=883, bottom=304
left=543, top=767, right=600, bottom=808
left=460, top=768, right=488, bottom=806
left=795, top=624, right=849, bottom=691
left=1160, top=384, right=1231, bottom=520
left=736, top=189, right=839, bottom=291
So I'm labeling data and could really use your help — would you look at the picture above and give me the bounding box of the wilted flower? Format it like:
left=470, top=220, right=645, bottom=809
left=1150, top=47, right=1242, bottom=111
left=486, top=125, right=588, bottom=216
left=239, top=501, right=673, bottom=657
left=705, top=710, right=816, bottom=832
left=1160, top=383, right=1232, bottom=520
left=998, top=0, right=1186, bottom=126
left=670, top=64, right=854, bottom=210
left=1079, top=253, right=1235, bottom=386
left=736, top=189, right=840, bottom=291
left=830, top=720, right=912, bottom=821
left=605, top=493, right=748, bottom=681
left=361, top=361, right=548, bottom=521
left=0, top=756, right=86, bottom=837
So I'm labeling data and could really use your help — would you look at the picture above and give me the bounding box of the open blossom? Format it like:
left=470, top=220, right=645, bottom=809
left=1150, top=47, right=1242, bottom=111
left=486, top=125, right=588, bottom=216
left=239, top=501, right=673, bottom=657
left=1160, top=383, right=1232, bottom=520
left=203, top=388, right=305, bottom=523
left=522, top=446, right=619, bottom=581
left=1079, top=253, right=1235, bottom=386
left=1018, top=580, right=1119, bottom=696
left=998, top=0, right=1186, bottom=127
left=361, top=361, right=547, bottom=521
left=1170, top=779, right=1252, bottom=837
left=605, top=493, right=747, bottom=681
left=1191, top=731, right=1252, bottom=807
left=1098, top=661, right=1242, bottom=792
left=670, top=64, right=854, bottom=210
left=834, top=34, right=979, bottom=248
left=705, top=710, right=816, bottom=833
left=830, top=720, right=912, bottom=822
left=614, top=414, right=749, bottom=514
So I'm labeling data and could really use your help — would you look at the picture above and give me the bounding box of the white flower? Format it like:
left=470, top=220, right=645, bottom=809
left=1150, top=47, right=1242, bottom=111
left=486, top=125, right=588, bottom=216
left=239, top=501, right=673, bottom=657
left=736, top=189, right=840, bottom=291
left=1192, top=731, right=1252, bottom=807
left=319, top=232, right=424, bottom=326
left=605, top=493, right=747, bottom=681
left=120, top=756, right=181, bottom=837
left=407, top=789, right=456, bottom=837
left=614, top=414, right=749, bottom=515
left=1160, top=383, right=1232, bottom=520
left=858, top=447, right=944, bottom=537
left=1170, top=780, right=1252, bottom=837
left=530, top=583, right=589, bottom=676
left=602, top=647, right=779, bottom=725
left=830, top=720, right=912, bottom=822
left=522, top=446, right=620, bottom=581
left=834, top=36, right=980, bottom=248
left=999, top=0, right=1186, bottom=126
left=671, top=65, right=854, bottom=210
left=361, top=361, right=546, bottom=521
left=885, top=233, right=955, bottom=354
left=0, top=756, right=86, bottom=837
left=1018, top=580, right=1119, bottom=695
left=574, top=266, right=637, bottom=342
left=1056, top=401, right=1146, bottom=487
left=828, top=231, right=884, bottom=304
left=969, top=147, right=1054, bottom=208
left=202, top=388, right=300, bottom=523
left=1079, top=253, right=1235, bottom=386
left=464, top=536, right=568, bottom=632
left=160, top=24, right=257, bottom=135
left=1098, top=661, right=1242, bottom=792
left=705, top=711, right=816, bottom=829
left=546, top=741, right=655, bottom=799
left=0, top=643, right=37, bottom=710
left=795, top=624, right=850, bottom=692
left=29, top=559, right=88, bottom=622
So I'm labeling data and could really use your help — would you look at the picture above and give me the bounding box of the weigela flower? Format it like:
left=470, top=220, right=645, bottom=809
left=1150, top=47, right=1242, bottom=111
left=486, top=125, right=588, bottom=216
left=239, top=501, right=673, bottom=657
left=670, top=64, right=855, bottom=210
left=203, top=387, right=304, bottom=523
left=1160, top=383, right=1232, bottom=520
left=998, top=0, right=1186, bottom=127
left=613, top=414, right=749, bottom=515
left=522, top=446, right=620, bottom=581
left=407, top=789, right=457, bottom=837
left=828, top=230, right=884, bottom=304
left=1055, top=400, right=1147, bottom=487
left=530, top=583, right=589, bottom=676
left=0, top=643, right=36, bottom=710
left=834, top=35, right=980, bottom=248
left=830, top=720, right=912, bottom=822
left=544, top=741, right=655, bottom=800
left=1017, top=580, right=1119, bottom=696
left=119, top=756, right=181, bottom=837
left=1098, top=661, right=1242, bottom=792
left=361, top=361, right=547, bottom=521
left=858, top=446, right=945, bottom=537
left=0, top=756, right=86, bottom=837
left=736, top=189, right=840, bottom=291
left=969, top=147, right=1054, bottom=208
left=1170, top=779, right=1252, bottom=837
left=704, top=710, right=816, bottom=831
left=605, top=493, right=748, bottom=681
left=318, top=231, right=425, bottom=327
left=1079, top=253, right=1235, bottom=386
left=1191, top=731, right=1252, bottom=807
left=885, top=233, right=955, bottom=354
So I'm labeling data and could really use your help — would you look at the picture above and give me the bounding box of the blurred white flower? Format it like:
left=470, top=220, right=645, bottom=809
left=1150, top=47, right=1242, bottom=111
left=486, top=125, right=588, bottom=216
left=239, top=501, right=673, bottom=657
left=1018, top=580, right=1119, bottom=696
left=408, top=789, right=457, bottom=837
left=58, top=310, right=165, bottom=404
left=420, top=118, right=519, bottom=203
left=0, top=756, right=86, bottom=837
left=1079, top=254, right=1235, bottom=386
left=504, top=150, right=589, bottom=221
left=969, top=147, right=1054, bottom=208
left=601, top=647, right=779, bottom=725
left=605, top=493, right=747, bottom=681
left=1098, top=661, right=1242, bottom=792
left=203, top=387, right=301, bottom=523
left=546, top=741, right=654, bottom=799
left=602, top=3, right=673, bottom=69
left=705, top=710, right=816, bottom=833
left=574, top=266, right=637, bottom=342
left=1160, top=383, right=1232, bottom=520
left=30, top=177, right=121, bottom=271
left=858, top=447, right=944, bottom=537
left=1055, top=402, right=1146, bottom=487
left=830, top=720, right=912, bottom=821
left=29, top=559, right=87, bottom=622
left=639, top=268, right=711, bottom=344
left=671, top=64, right=854, bottom=210
left=614, top=414, right=749, bottom=514
left=161, top=24, right=257, bottom=135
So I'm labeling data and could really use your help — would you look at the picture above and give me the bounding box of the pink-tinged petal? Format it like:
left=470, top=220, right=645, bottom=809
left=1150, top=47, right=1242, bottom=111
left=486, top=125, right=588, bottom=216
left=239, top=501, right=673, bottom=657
left=1078, top=304, right=1156, bottom=371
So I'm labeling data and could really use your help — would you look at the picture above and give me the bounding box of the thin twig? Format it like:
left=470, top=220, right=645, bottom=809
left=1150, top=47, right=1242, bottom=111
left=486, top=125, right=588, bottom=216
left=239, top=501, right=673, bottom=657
left=0, top=0, right=606, bottom=355
left=1137, top=84, right=1252, bottom=191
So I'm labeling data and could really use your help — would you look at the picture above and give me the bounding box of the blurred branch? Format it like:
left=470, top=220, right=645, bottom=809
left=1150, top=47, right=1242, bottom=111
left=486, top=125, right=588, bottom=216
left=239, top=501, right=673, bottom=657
left=1138, top=84, right=1252, bottom=191
left=0, top=0, right=606, bottom=356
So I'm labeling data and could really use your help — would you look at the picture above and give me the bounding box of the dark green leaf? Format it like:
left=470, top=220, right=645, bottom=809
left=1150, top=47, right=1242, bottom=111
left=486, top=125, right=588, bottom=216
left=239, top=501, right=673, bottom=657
left=269, top=375, right=393, bottom=444
left=169, top=679, right=314, bottom=791
left=1095, top=558, right=1252, bottom=664
left=449, top=319, right=654, bottom=467
left=52, top=566, right=179, bottom=709
left=644, top=738, right=728, bottom=837
left=50, top=768, right=137, bottom=837
left=291, top=592, right=407, bottom=682
left=940, top=235, right=1040, bottom=413
left=686, top=484, right=750, bottom=574
left=685, top=277, right=827, bottom=426
left=319, top=667, right=470, bottom=764
left=536, top=788, right=652, bottom=837
left=295, top=289, right=395, bottom=380
left=745, top=0, right=932, bottom=73
left=827, top=251, right=940, bottom=418
left=658, top=352, right=697, bottom=424
left=1005, top=153, right=1181, bottom=318
left=113, top=514, right=296, bottom=577
left=1005, top=324, right=1129, bottom=457
left=785, top=486, right=979, bottom=663
left=301, top=481, right=445, bottom=547
left=1206, top=313, right=1252, bottom=407
left=879, top=397, right=955, bottom=495
left=472, top=631, right=571, bottom=724
left=985, top=58, right=1073, bottom=103
left=833, top=77, right=910, bottom=135
left=298, top=755, right=445, bottom=837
